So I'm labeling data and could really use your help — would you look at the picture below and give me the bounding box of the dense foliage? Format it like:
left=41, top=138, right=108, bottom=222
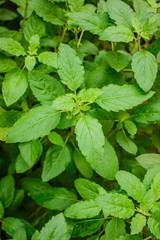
left=1, top=0, right=160, bottom=239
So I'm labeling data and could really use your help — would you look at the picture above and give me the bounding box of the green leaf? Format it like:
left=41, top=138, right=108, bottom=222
left=75, top=115, right=105, bottom=176
left=29, top=71, right=64, bottom=105
left=25, top=55, right=36, bottom=71
left=134, top=102, right=160, bottom=124
left=100, top=26, right=134, bottom=43
left=0, top=38, right=26, bottom=56
left=18, top=140, right=43, bottom=168
left=0, top=201, right=4, bottom=219
left=6, top=106, right=61, bottom=143
left=0, top=57, right=17, bottom=73
left=132, top=50, right=158, bottom=92
left=28, top=34, right=40, bottom=55
left=116, top=131, right=137, bottom=155
left=52, top=93, right=76, bottom=111
left=143, top=164, right=160, bottom=189
left=96, top=84, right=154, bottom=112
left=58, top=44, right=84, bottom=91
left=124, top=120, right=137, bottom=135
left=0, top=175, right=15, bottom=209
left=72, top=217, right=104, bottom=238
left=68, top=12, right=110, bottom=35
left=105, top=51, right=130, bottom=72
left=148, top=213, right=160, bottom=239
left=24, top=12, right=45, bottom=42
left=20, top=178, right=77, bottom=210
left=16, top=154, right=30, bottom=173
left=75, top=178, right=106, bottom=200
left=42, top=145, right=71, bottom=182
left=2, top=217, right=35, bottom=238
left=8, top=189, right=24, bottom=211
left=115, top=170, right=146, bottom=203
left=0, top=8, right=18, bottom=21
left=106, top=0, right=134, bottom=29
left=136, top=153, right=160, bottom=169
left=2, top=69, right=28, bottom=106
left=13, top=228, right=27, bottom=240
left=64, top=200, right=101, bottom=219
left=38, top=51, right=58, bottom=68
left=37, top=213, right=69, bottom=240
left=0, top=110, right=21, bottom=127
left=68, top=0, right=84, bottom=12
left=30, top=0, right=65, bottom=26
left=96, top=192, right=135, bottom=219
left=151, top=173, right=160, bottom=201
left=48, top=132, right=64, bottom=146
left=105, top=218, right=126, bottom=240
left=77, top=88, right=103, bottom=104
left=74, top=149, right=93, bottom=179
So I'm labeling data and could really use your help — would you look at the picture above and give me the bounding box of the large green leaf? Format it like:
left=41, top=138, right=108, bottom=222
left=100, top=26, right=134, bottom=43
left=106, top=0, right=134, bottom=29
left=30, top=0, right=65, bottom=25
left=28, top=71, right=64, bottom=105
left=6, top=106, right=61, bottom=143
left=58, top=44, right=84, bottom=91
left=20, top=178, right=77, bottom=210
left=0, top=175, right=15, bottom=208
left=115, top=170, right=146, bottom=202
left=105, top=218, right=126, bottom=240
left=96, top=84, right=154, bottom=112
left=42, top=145, right=71, bottom=182
left=132, top=50, right=158, bottom=92
left=96, top=193, right=135, bottom=219
left=0, top=57, right=17, bottom=73
left=75, top=115, right=105, bottom=176
left=0, top=38, right=26, bottom=56
left=64, top=200, right=101, bottom=219
left=136, top=153, right=160, bottom=169
left=2, top=69, right=28, bottom=106
left=37, top=213, right=69, bottom=240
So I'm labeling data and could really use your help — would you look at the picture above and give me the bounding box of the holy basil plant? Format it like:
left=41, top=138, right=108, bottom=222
left=0, top=0, right=160, bottom=239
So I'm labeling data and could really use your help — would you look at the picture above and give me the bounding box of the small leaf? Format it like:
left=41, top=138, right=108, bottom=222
left=64, top=200, right=101, bottom=219
left=124, top=120, right=137, bottom=135
left=105, top=51, right=130, bottom=72
left=38, top=51, right=58, bottom=68
left=25, top=56, right=36, bottom=71
left=131, top=214, right=146, bottom=235
left=2, top=69, right=28, bottom=106
left=0, top=175, right=15, bottom=209
left=136, top=153, right=160, bottom=169
left=96, top=192, right=135, bottom=219
left=48, top=132, right=64, bottom=146
left=6, top=106, right=61, bottom=143
left=58, top=44, right=84, bottom=91
left=132, top=50, right=158, bottom=92
left=42, top=145, right=71, bottom=182
left=0, top=38, right=26, bottom=56
left=52, top=93, right=76, bottom=111
left=77, top=88, right=103, bottom=104
left=143, top=164, right=160, bottom=189
left=100, top=26, right=134, bottom=43
left=116, top=131, right=137, bottom=155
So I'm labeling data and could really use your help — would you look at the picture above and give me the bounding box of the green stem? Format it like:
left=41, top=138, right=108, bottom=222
left=58, top=23, right=68, bottom=49
left=111, top=42, right=115, bottom=51
left=77, top=30, right=84, bottom=49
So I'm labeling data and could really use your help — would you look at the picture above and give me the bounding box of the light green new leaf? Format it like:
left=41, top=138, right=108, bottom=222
left=18, top=140, right=43, bottom=168
left=68, top=12, right=110, bottom=35
left=124, top=120, right=137, bottom=135
left=148, top=213, right=160, bottom=239
left=6, top=106, right=61, bottom=143
left=134, top=102, right=160, bottom=124
left=38, top=51, right=58, bottom=68
left=48, top=132, right=64, bottom=146
left=136, top=153, right=160, bottom=169
left=74, top=149, right=93, bottom=179
left=30, top=0, right=65, bottom=26
left=64, top=200, right=101, bottom=219
left=115, top=170, right=146, bottom=202
left=106, top=0, right=134, bottom=29
left=105, top=218, right=126, bottom=240
left=75, top=115, right=105, bottom=176
left=140, top=189, right=155, bottom=211
left=100, top=26, right=134, bottom=43
left=2, top=69, right=28, bottom=106
left=131, top=214, right=146, bottom=235
left=0, top=175, right=15, bottom=209
left=37, top=213, right=69, bottom=240
left=42, top=145, right=71, bottom=182
left=105, top=51, right=130, bottom=72
left=96, top=193, right=135, bottom=219
left=143, top=164, right=160, bottom=189
left=52, top=93, right=76, bottom=111
left=0, top=38, right=26, bottom=56
left=132, top=50, right=158, bottom=92
left=75, top=178, right=106, bottom=200
left=0, top=57, right=17, bottom=73
left=68, top=0, right=84, bottom=12
left=58, top=44, right=84, bottom=91
left=151, top=173, right=160, bottom=201
left=96, top=84, right=154, bottom=112
left=116, top=131, right=137, bottom=155
left=20, top=178, right=77, bottom=210
left=25, top=55, right=36, bottom=71
left=77, top=88, right=102, bottom=104
left=29, top=71, right=64, bottom=105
